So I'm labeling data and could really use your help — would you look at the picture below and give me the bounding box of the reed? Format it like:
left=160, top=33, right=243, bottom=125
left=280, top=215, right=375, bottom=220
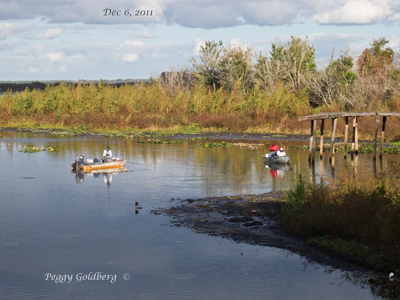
left=281, top=166, right=400, bottom=270
left=2, top=80, right=400, bottom=138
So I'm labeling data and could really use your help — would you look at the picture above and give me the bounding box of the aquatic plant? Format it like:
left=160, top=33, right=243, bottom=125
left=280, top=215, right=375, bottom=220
left=19, top=146, right=57, bottom=153
left=193, top=142, right=233, bottom=147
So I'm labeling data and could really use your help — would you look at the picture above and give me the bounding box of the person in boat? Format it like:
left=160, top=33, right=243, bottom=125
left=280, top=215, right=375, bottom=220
left=268, top=144, right=279, bottom=157
left=276, top=147, right=286, bottom=157
left=103, top=146, right=113, bottom=162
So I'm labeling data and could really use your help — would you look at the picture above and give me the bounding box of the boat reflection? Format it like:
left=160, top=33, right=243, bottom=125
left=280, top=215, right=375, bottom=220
left=264, top=162, right=292, bottom=179
left=72, top=167, right=128, bottom=185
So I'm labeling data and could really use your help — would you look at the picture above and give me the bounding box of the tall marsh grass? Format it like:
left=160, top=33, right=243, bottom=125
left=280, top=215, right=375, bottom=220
left=2, top=80, right=400, bottom=139
left=0, top=81, right=313, bottom=132
left=282, top=166, right=400, bottom=270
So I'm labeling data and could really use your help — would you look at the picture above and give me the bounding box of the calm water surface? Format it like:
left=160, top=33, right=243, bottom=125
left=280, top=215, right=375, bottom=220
left=0, top=131, right=397, bottom=299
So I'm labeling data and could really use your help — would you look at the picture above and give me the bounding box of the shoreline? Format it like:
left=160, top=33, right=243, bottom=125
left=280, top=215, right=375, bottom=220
left=151, top=191, right=398, bottom=277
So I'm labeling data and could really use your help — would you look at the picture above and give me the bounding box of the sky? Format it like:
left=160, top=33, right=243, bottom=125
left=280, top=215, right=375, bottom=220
left=1, top=0, right=400, bottom=81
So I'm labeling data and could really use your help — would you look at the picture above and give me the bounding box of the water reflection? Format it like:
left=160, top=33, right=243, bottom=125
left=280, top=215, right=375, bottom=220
left=1, top=131, right=400, bottom=299
left=73, top=167, right=128, bottom=185
left=265, top=162, right=292, bottom=179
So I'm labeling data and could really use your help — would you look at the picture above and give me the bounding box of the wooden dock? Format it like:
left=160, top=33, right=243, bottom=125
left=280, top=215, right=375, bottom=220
left=299, top=112, right=400, bottom=162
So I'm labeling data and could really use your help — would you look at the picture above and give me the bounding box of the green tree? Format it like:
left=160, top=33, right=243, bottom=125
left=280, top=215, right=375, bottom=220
left=357, top=38, right=394, bottom=78
left=217, top=45, right=256, bottom=93
left=191, top=40, right=225, bottom=91
left=269, top=36, right=316, bottom=90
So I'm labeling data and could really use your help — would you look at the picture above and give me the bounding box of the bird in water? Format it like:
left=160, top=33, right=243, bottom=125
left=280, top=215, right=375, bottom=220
left=135, top=201, right=139, bottom=206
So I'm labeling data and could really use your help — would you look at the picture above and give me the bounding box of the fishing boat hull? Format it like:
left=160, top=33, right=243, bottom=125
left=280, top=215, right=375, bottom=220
left=72, top=160, right=128, bottom=171
left=264, top=155, right=291, bottom=164
left=86, top=167, right=128, bottom=174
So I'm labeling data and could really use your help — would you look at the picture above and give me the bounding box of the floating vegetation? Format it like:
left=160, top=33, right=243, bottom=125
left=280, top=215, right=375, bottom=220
left=139, top=139, right=186, bottom=144
left=105, top=132, right=128, bottom=138
left=234, top=143, right=264, bottom=150
left=193, top=142, right=233, bottom=148
left=356, top=144, right=400, bottom=154
left=188, top=137, right=208, bottom=141
left=292, top=145, right=309, bottom=150
left=272, top=134, right=287, bottom=137
left=52, top=133, right=73, bottom=138
left=0, top=134, right=2, bottom=138
left=19, top=146, right=57, bottom=153
left=291, top=143, right=400, bottom=154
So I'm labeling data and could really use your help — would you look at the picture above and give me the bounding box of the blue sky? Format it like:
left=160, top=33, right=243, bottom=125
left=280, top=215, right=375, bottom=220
left=1, top=0, right=400, bottom=81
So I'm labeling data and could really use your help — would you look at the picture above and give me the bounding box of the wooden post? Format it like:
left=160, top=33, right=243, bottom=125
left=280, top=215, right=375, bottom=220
left=344, top=117, right=348, bottom=158
left=354, top=154, right=358, bottom=175
left=380, top=116, right=386, bottom=159
left=309, top=160, right=316, bottom=185
left=320, top=158, right=324, bottom=181
left=309, top=121, right=313, bottom=161
left=312, top=120, right=317, bottom=162
left=373, top=112, right=380, bottom=160
left=309, top=120, right=316, bottom=162
left=351, top=117, right=357, bottom=157
left=355, top=117, right=359, bottom=155
left=320, top=119, right=324, bottom=159
left=329, top=118, right=337, bottom=162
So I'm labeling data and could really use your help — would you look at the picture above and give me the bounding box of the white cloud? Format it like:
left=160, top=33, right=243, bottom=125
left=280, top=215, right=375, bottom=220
left=30, top=45, right=46, bottom=55
left=1, top=0, right=400, bottom=29
left=135, top=28, right=156, bottom=38
left=193, top=38, right=204, bottom=56
left=27, top=67, right=40, bottom=73
left=120, top=40, right=145, bottom=49
left=228, top=38, right=252, bottom=51
left=313, top=0, right=393, bottom=24
left=0, top=23, right=18, bottom=40
left=26, top=28, right=63, bottom=40
left=387, top=12, right=400, bottom=22
left=59, top=66, right=69, bottom=72
left=39, top=52, right=64, bottom=63
left=122, top=54, right=139, bottom=62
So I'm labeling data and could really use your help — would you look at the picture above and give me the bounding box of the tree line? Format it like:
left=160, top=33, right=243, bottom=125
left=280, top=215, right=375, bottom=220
left=185, top=37, right=400, bottom=111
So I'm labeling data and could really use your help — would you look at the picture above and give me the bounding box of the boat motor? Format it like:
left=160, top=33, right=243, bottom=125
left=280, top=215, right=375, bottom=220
left=75, top=154, right=84, bottom=170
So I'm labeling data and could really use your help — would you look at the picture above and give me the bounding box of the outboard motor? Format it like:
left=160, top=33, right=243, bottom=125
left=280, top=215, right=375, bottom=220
left=75, top=154, right=84, bottom=170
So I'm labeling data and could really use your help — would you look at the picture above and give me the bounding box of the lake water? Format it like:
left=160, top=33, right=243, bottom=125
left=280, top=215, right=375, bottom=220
left=0, top=131, right=398, bottom=300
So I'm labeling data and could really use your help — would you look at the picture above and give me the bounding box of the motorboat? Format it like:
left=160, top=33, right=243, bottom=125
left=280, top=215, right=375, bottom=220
left=264, top=154, right=292, bottom=164
left=72, top=155, right=127, bottom=171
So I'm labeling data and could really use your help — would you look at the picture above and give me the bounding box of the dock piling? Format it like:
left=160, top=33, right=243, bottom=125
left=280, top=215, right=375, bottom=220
left=309, top=120, right=317, bottom=162
left=373, top=112, right=380, bottom=160
left=329, top=118, right=337, bottom=162
left=320, top=119, right=324, bottom=159
left=344, top=117, right=348, bottom=158
left=380, top=116, right=386, bottom=159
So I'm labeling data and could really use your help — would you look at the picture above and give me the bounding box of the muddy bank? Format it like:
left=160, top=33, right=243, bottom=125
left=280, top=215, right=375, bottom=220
left=151, top=192, right=400, bottom=298
left=152, top=191, right=374, bottom=273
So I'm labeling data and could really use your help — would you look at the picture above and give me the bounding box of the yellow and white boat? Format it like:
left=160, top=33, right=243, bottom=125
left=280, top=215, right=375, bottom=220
left=72, top=155, right=127, bottom=171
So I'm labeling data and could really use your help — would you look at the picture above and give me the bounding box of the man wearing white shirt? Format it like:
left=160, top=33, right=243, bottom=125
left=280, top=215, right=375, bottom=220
left=276, top=147, right=286, bottom=157
left=103, top=146, right=112, bottom=161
